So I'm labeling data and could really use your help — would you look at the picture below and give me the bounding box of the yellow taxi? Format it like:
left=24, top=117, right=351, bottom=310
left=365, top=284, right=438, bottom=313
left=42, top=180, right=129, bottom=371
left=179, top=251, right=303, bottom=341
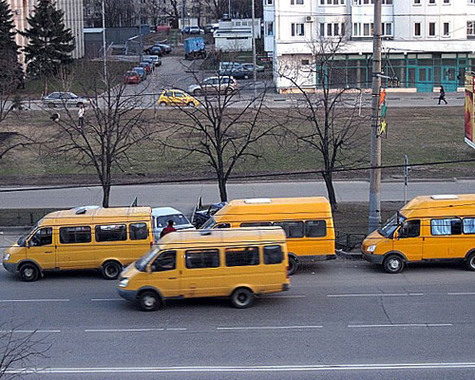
left=158, top=89, right=199, bottom=107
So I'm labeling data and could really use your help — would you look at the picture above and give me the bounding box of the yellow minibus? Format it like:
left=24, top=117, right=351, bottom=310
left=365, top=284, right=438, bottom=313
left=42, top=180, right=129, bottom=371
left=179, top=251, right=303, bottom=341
left=200, top=197, right=335, bottom=274
left=117, top=228, right=290, bottom=310
left=362, top=194, right=475, bottom=273
left=3, top=207, right=153, bottom=281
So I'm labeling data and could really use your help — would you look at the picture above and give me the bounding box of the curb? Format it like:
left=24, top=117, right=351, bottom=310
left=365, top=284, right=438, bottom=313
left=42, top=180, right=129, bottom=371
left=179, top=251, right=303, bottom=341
left=336, top=249, right=363, bottom=260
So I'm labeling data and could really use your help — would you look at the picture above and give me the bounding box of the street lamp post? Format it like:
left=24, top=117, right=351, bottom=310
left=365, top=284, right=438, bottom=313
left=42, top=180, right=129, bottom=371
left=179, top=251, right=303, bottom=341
left=101, top=0, right=107, bottom=81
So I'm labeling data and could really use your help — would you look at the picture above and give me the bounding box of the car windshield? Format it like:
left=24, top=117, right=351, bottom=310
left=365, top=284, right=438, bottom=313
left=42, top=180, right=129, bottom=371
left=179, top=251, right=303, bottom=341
left=157, top=214, right=190, bottom=228
left=200, top=217, right=216, bottom=229
left=378, top=213, right=406, bottom=238
left=135, top=247, right=159, bottom=272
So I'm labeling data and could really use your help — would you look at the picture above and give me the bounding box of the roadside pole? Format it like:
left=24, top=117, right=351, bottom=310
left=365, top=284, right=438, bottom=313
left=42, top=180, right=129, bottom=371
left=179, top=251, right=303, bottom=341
left=368, top=0, right=382, bottom=233
left=251, top=0, right=258, bottom=101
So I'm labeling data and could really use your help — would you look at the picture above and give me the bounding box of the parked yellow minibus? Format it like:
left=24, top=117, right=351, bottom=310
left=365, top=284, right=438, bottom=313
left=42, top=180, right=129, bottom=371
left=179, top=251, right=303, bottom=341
left=200, top=197, right=336, bottom=274
left=362, top=194, right=475, bottom=273
left=3, top=207, right=153, bottom=281
left=117, top=228, right=290, bottom=310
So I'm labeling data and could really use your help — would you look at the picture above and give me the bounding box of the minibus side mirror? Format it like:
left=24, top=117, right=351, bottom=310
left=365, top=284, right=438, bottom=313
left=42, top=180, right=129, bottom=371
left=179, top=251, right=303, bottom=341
left=393, top=230, right=399, bottom=240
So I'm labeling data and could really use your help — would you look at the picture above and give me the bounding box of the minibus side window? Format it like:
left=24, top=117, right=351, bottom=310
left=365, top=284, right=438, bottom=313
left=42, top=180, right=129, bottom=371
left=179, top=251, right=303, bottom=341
left=398, top=220, right=420, bottom=238
left=273, top=221, right=304, bottom=238
left=431, top=218, right=462, bottom=236
left=185, top=249, right=220, bottom=268
left=59, top=226, right=92, bottom=244
left=240, top=222, right=272, bottom=227
left=225, top=247, right=259, bottom=266
left=263, top=245, right=283, bottom=264
left=130, top=223, right=149, bottom=240
left=95, top=224, right=127, bottom=242
left=29, top=227, right=53, bottom=247
left=305, top=220, right=327, bottom=237
left=463, top=218, right=475, bottom=234
left=151, top=251, right=176, bottom=272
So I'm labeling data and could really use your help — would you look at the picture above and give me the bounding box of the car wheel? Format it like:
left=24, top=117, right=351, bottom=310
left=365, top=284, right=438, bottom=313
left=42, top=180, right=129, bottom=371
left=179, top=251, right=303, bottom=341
left=193, top=89, right=202, bottom=96
left=159, top=102, right=167, bottom=107
left=187, top=101, right=196, bottom=107
left=76, top=102, right=83, bottom=108
left=230, top=287, right=254, bottom=309
left=101, top=261, right=122, bottom=280
left=139, top=290, right=161, bottom=311
left=288, top=255, right=299, bottom=275
left=383, top=254, right=404, bottom=274
left=466, top=252, right=475, bottom=271
left=19, top=263, right=40, bottom=282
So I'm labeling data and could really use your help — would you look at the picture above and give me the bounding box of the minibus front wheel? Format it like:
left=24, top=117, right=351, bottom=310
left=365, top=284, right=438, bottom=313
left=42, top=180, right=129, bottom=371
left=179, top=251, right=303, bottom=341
left=230, top=287, right=254, bottom=309
left=383, top=254, right=405, bottom=274
left=19, top=263, right=40, bottom=282
left=101, top=260, right=122, bottom=280
left=138, top=290, right=162, bottom=311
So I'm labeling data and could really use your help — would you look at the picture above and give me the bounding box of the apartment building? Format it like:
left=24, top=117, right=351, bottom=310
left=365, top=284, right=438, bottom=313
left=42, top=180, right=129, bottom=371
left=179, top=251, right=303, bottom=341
left=264, top=0, right=475, bottom=92
left=9, top=0, right=84, bottom=62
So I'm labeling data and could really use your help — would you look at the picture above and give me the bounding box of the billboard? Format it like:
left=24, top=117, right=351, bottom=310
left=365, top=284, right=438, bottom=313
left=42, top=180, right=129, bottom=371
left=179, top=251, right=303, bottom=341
left=465, top=73, right=475, bottom=149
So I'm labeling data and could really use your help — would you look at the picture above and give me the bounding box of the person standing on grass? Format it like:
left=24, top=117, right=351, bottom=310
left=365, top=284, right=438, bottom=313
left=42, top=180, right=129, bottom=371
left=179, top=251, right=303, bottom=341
left=78, top=104, right=85, bottom=127
left=438, top=86, right=447, bottom=105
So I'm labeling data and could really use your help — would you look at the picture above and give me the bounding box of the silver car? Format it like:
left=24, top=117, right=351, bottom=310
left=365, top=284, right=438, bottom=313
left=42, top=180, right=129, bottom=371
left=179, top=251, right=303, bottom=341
left=188, top=76, right=238, bottom=96
left=42, top=92, right=91, bottom=108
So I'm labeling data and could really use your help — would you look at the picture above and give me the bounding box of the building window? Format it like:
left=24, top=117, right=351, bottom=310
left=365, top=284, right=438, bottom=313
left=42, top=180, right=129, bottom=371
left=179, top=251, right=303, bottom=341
left=443, top=22, right=450, bottom=36
left=291, top=0, right=304, bottom=4
left=429, top=22, right=436, bottom=36
left=382, top=22, right=393, bottom=36
left=324, top=0, right=345, bottom=3
left=382, top=0, right=393, bottom=4
left=413, top=0, right=421, bottom=4
left=443, top=0, right=450, bottom=3
left=414, top=22, right=421, bottom=36
left=291, top=23, right=305, bottom=36
left=353, top=0, right=374, bottom=4
left=429, top=0, right=435, bottom=4
left=266, top=0, right=273, bottom=4
left=468, top=21, right=475, bottom=36
left=266, top=21, right=274, bottom=36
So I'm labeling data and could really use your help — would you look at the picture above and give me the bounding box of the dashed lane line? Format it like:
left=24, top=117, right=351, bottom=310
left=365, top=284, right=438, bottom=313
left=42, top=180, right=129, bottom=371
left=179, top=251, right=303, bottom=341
left=327, top=293, right=423, bottom=298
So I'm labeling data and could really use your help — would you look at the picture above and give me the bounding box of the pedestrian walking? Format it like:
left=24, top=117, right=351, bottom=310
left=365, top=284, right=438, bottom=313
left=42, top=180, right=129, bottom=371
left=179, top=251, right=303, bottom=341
left=78, top=104, right=85, bottom=127
left=438, top=86, right=447, bottom=105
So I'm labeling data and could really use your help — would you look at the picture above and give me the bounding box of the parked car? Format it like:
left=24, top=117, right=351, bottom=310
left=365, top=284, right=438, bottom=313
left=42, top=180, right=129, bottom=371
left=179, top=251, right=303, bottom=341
left=154, top=43, right=172, bottom=54
left=151, top=207, right=195, bottom=240
left=141, top=58, right=155, bottom=70
left=192, top=202, right=227, bottom=228
left=188, top=76, right=238, bottom=96
left=240, top=63, right=265, bottom=72
left=219, top=66, right=252, bottom=79
left=143, top=55, right=161, bottom=67
left=42, top=92, right=91, bottom=108
left=139, top=61, right=153, bottom=74
left=123, top=70, right=140, bottom=84
left=143, top=46, right=163, bottom=56
left=204, top=23, right=219, bottom=34
left=182, top=26, right=204, bottom=34
left=158, top=89, right=199, bottom=107
left=132, top=66, right=147, bottom=81
left=219, top=62, right=242, bottom=72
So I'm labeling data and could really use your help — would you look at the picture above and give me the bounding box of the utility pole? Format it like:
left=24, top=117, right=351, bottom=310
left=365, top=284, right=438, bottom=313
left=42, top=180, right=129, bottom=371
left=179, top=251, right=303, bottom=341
left=251, top=0, right=257, bottom=100
left=368, top=0, right=382, bottom=233
left=101, top=0, right=107, bottom=81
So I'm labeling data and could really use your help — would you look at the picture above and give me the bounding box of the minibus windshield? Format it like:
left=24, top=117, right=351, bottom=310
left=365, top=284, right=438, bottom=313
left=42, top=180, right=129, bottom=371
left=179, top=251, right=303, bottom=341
left=135, top=248, right=159, bottom=272
left=200, top=217, right=216, bottom=229
left=378, top=213, right=405, bottom=238
left=16, top=223, right=39, bottom=247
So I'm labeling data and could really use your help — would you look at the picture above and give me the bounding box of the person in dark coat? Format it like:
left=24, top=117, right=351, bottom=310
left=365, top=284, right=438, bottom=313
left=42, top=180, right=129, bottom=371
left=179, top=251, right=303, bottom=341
left=438, top=86, right=447, bottom=105
left=160, top=220, right=177, bottom=238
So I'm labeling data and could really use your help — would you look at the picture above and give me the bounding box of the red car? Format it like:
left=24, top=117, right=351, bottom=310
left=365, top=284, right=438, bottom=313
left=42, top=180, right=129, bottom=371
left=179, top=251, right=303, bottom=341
left=124, top=71, right=140, bottom=84
left=139, top=62, right=153, bottom=75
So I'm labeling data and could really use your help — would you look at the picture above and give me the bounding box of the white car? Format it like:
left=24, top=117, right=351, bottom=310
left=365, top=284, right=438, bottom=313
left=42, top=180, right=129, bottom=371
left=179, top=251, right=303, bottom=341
left=152, top=207, right=195, bottom=240
left=42, top=92, right=92, bottom=108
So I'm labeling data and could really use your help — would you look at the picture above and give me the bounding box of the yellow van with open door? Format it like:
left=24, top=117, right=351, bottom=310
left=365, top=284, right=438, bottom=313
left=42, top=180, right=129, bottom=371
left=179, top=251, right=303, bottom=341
left=3, top=207, right=153, bottom=281
left=200, top=197, right=335, bottom=274
left=362, top=194, right=475, bottom=273
left=117, top=227, right=290, bottom=310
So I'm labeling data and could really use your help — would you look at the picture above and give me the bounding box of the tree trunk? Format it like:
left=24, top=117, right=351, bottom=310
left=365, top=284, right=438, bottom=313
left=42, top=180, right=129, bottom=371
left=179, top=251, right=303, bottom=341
left=102, top=183, right=111, bottom=208
left=322, top=171, right=337, bottom=212
left=218, top=177, right=228, bottom=202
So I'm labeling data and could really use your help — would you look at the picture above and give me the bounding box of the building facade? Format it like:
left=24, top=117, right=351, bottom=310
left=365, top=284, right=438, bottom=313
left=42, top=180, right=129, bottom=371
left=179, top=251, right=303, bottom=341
left=264, top=0, right=475, bottom=92
left=9, top=0, right=84, bottom=62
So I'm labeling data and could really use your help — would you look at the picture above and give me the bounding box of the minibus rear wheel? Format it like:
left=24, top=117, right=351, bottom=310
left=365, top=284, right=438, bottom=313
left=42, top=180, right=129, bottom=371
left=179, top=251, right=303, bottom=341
left=101, top=261, right=122, bottom=280
left=466, top=252, right=475, bottom=271
left=138, top=290, right=161, bottom=311
left=19, top=263, right=40, bottom=282
left=230, top=287, right=254, bottom=309
left=383, top=254, right=404, bottom=274
left=288, top=255, right=299, bottom=275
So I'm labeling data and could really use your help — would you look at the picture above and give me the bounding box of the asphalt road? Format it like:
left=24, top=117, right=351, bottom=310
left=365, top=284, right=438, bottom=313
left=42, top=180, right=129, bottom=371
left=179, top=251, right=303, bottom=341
left=1, top=254, right=475, bottom=379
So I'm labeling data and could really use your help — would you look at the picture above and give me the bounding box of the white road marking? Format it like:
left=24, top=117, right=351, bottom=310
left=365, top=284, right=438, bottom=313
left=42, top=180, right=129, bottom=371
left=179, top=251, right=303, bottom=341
left=217, top=325, right=323, bottom=331
left=0, top=330, right=61, bottom=333
left=85, top=328, right=165, bottom=333
left=7, top=362, right=475, bottom=374
left=447, top=292, right=475, bottom=296
left=348, top=323, right=453, bottom=328
left=0, top=299, right=70, bottom=302
left=90, top=298, right=122, bottom=301
left=327, top=293, right=423, bottom=298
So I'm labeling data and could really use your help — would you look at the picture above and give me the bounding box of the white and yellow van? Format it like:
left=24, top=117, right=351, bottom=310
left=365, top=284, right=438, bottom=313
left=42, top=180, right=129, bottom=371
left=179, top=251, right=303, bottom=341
left=200, top=197, right=335, bottom=274
left=117, top=228, right=290, bottom=310
left=362, top=194, right=475, bottom=273
left=3, top=207, right=153, bottom=281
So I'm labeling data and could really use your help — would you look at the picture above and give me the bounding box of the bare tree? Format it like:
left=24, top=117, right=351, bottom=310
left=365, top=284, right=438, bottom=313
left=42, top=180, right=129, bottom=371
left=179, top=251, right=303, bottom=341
left=104, top=0, right=135, bottom=27
left=278, top=37, right=368, bottom=211
left=49, top=65, right=155, bottom=207
left=157, top=81, right=282, bottom=202
left=0, top=323, right=50, bottom=379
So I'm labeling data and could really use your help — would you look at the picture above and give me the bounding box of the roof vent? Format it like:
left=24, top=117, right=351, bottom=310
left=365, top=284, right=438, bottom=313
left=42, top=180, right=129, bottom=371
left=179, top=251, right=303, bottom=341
left=75, top=208, right=87, bottom=214
left=430, top=194, right=459, bottom=200
left=244, top=198, right=271, bottom=204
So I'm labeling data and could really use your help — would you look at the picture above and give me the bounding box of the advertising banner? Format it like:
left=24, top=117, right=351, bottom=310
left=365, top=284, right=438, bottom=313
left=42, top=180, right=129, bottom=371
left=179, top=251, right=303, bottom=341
left=465, top=74, right=475, bottom=149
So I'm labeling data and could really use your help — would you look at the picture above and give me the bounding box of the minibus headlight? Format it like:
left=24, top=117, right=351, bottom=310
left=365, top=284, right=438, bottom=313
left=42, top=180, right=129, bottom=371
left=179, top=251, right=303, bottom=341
left=3, top=253, right=10, bottom=261
left=367, top=245, right=376, bottom=253
left=118, top=277, right=129, bottom=288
